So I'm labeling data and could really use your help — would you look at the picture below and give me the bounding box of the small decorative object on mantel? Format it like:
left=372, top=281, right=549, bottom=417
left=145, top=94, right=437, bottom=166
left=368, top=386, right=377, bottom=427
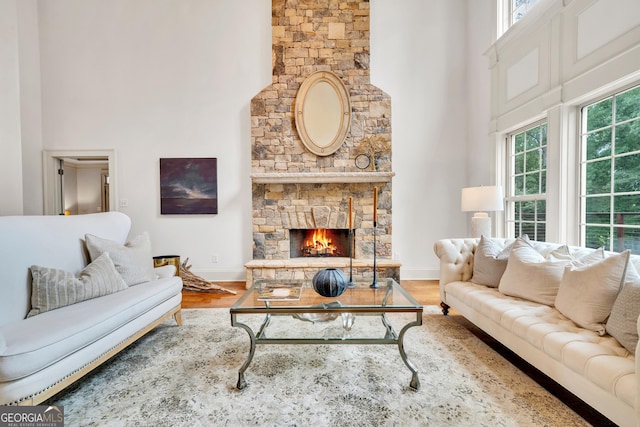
left=312, top=268, right=349, bottom=297
left=179, top=258, right=237, bottom=294
left=356, top=135, right=391, bottom=171
left=354, top=153, right=371, bottom=170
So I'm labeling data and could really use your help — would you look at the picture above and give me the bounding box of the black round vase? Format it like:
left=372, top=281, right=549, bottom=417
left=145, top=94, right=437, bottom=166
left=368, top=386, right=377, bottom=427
left=312, top=268, right=348, bottom=297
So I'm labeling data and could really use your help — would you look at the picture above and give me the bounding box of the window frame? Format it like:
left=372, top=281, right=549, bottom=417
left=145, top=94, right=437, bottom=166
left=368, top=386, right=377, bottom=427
left=504, top=119, right=548, bottom=240
left=578, top=83, right=640, bottom=253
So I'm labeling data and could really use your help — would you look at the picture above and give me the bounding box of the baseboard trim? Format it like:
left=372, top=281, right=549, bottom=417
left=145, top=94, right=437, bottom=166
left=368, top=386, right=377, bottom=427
left=399, top=268, right=439, bottom=280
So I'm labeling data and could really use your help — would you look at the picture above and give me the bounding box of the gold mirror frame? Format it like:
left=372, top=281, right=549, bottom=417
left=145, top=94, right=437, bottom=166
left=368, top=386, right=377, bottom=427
left=295, top=71, right=351, bottom=156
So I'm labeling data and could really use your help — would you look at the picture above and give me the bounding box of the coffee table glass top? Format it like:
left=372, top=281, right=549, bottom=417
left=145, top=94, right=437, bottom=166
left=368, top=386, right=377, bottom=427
left=231, top=278, right=422, bottom=313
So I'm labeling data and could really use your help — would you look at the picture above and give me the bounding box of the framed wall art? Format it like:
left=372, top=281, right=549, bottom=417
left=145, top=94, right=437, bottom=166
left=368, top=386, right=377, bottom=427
left=160, top=158, right=218, bottom=215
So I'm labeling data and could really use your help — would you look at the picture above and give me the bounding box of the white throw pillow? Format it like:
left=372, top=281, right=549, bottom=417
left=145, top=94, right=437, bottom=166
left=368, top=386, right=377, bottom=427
left=606, top=262, right=640, bottom=352
left=555, top=250, right=630, bottom=335
left=472, top=236, right=513, bottom=288
left=498, top=237, right=571, bottom=306
left=569, top=246, right=606, bottom=265
left=28, top=252, right=128, bottom=317
left=85, top=232, right=155, bottom=286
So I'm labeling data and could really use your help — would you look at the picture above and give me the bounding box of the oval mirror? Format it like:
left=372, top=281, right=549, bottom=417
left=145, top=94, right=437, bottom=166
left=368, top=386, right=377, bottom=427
left=295, top=71, right=351, bottom=156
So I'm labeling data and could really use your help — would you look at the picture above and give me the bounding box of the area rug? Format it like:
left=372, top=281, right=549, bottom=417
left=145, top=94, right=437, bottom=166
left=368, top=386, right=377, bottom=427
left=48, top=307, right=589, bottom=426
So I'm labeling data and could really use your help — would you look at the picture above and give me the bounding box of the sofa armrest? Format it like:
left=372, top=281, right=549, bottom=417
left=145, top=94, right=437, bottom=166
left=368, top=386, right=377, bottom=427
left=433, top=238, right=478, bottom=304
left=155, top=265, right=177, bottom=279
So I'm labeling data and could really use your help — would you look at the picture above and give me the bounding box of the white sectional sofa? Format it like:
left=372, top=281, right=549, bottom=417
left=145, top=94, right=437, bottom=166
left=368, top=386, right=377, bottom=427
left=0, top=212, right=183, bottom=405
left=434, top=237, right=640, bottom=427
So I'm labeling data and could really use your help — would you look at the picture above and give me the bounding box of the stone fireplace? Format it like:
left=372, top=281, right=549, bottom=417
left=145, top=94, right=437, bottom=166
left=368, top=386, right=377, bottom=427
left=245, top=0, right=400, bottom=285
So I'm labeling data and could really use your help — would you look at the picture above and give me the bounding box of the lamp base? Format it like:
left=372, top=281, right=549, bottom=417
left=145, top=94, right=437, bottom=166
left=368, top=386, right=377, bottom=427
left=471, top=212, right=491, bottom=238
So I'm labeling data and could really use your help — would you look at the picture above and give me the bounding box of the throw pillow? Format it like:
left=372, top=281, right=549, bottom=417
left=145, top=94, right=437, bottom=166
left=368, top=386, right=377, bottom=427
left=569, top=246, right=606, bottom=265
left=472, top=236, right=512, bottom=287
left=28, top=252, right=128, bottom=317
left=498, top=237, right=571, bottom=306
left=555, top=250, right=630, bottom=335
left=85, top=232, right=155, bottom=286
left=606, top=262, right=640, bottom=353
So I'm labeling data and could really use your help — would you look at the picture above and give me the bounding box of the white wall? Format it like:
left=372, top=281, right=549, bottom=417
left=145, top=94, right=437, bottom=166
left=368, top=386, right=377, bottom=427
left=0, top=0, right=24, bottom=215
left=76, top=166, right=103, bottom=215
left=17, top=0, right=43, bottom=215
left=5, top=0, right=493, bottom=280
left=36, top=0, right=272, bottom=279
left=372, top=0, right=489, bottom=278
left=63, top=163, right=78, bottom=215
left=466, top=0, right=494, bottom=187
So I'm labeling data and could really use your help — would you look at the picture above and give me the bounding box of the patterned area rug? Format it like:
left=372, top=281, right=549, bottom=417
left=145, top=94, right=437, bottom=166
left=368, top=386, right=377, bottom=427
left=48, top=307, right=589, bottom=426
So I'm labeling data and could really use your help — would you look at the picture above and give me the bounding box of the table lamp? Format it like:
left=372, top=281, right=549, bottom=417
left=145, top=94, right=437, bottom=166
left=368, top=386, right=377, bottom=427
left=461, top=185, right=504, bottom=238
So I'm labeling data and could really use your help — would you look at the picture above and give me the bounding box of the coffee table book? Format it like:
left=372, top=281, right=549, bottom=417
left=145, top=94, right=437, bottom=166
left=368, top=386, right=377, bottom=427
left=256, top=282, right=303, bottom=301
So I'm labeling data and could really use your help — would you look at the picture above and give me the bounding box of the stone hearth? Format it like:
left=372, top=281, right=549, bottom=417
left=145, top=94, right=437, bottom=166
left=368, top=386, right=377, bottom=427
left=246, top=0, right=398, bottom=286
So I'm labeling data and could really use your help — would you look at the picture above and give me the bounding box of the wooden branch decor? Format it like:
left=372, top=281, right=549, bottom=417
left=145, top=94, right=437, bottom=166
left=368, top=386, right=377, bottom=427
left=179, top=258, right=237, bottom=294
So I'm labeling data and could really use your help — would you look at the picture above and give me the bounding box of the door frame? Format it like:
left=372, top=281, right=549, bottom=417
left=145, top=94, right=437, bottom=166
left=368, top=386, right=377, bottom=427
left=43, top=149, right=117, bottom=215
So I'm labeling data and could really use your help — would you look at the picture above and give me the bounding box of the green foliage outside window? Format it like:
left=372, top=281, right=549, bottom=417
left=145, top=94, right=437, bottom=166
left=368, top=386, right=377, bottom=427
left=507, top=123, right=547, bottom=241
left=582, top=85, right=640, bottom=253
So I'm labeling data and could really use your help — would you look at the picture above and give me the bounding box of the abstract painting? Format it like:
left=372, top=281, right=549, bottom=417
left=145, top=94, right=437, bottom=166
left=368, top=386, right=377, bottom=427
left=160, top=158, right=218, bottom=214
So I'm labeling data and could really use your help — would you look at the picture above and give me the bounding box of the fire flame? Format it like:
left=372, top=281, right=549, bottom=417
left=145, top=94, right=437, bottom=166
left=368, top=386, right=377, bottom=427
left=304, top=229, right=333, bottom=251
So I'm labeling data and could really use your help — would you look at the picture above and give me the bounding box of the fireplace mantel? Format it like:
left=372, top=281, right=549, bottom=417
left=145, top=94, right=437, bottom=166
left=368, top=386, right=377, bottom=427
left=251, top=172, right=395, bottom=184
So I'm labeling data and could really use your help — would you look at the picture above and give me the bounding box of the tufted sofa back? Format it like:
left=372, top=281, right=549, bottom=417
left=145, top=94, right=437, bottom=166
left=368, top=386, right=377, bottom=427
left=0, top=212, right=130, bottom=327
left=433, top=237, right=640, bottom=304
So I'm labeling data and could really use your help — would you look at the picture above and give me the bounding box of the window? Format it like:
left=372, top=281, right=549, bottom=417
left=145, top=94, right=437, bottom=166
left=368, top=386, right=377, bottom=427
left=498, top=0, right=540, bottom=37
left=506, top=122, right=547, bottom=240
left=511, top=0, right=539, bottom=24
left=580, top=85, right=640, bottom=254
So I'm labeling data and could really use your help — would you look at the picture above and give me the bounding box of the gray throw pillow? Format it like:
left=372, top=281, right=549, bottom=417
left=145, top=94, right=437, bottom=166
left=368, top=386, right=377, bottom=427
left=29, top=252, right=128, bottom=317
left=85, top=232, right=155, bottom=286
left=472, top=235, right=512, bottom=287
left=606, top=263, right=640, bottom=353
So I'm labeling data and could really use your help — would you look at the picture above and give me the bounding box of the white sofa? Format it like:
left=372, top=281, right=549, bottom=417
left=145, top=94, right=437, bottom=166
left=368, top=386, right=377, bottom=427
left=434, top=237, right=639, bottom=427
left=0, top=212, right=183, bottom=405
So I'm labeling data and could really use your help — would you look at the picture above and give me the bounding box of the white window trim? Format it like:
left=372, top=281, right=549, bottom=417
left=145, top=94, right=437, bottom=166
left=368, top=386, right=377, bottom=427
left=503, top=120, right=548, bottom=240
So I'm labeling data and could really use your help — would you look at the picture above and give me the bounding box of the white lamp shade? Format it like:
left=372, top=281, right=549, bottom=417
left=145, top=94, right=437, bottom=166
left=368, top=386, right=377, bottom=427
left=461, top=186, right=504, bottom=212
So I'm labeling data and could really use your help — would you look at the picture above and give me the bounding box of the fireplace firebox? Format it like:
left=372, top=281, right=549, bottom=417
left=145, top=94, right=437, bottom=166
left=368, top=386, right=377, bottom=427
left=289, top=229, right=351, bottom=258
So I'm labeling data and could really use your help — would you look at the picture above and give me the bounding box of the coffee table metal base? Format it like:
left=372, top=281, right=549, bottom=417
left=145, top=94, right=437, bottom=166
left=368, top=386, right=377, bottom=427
left=231, top=312, right=422, bottom=391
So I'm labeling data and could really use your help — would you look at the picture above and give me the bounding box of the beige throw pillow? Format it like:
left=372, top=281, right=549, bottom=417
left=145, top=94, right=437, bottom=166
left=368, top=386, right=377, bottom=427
left=85, top=232, right=155, bottom=286
left=555, top=250, right=629, bottom=335
left=498, top=237, right=571, bottom=306
left=28, top=252, right=128, bottom=317
left=606, top=262, right=640, bottom=352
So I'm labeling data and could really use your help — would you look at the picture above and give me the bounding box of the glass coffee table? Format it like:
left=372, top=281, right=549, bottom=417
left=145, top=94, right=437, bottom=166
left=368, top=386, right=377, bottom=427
left=230, top=278, right=423, bottom=391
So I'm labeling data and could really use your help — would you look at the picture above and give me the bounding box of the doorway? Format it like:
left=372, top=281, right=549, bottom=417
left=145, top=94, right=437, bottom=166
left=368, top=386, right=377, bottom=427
left=43, top=150, right=116, bottom=215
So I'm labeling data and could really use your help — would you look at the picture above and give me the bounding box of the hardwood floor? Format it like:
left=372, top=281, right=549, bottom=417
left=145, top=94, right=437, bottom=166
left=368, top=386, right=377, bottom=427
left=180, top=279, right=613, bottom=426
